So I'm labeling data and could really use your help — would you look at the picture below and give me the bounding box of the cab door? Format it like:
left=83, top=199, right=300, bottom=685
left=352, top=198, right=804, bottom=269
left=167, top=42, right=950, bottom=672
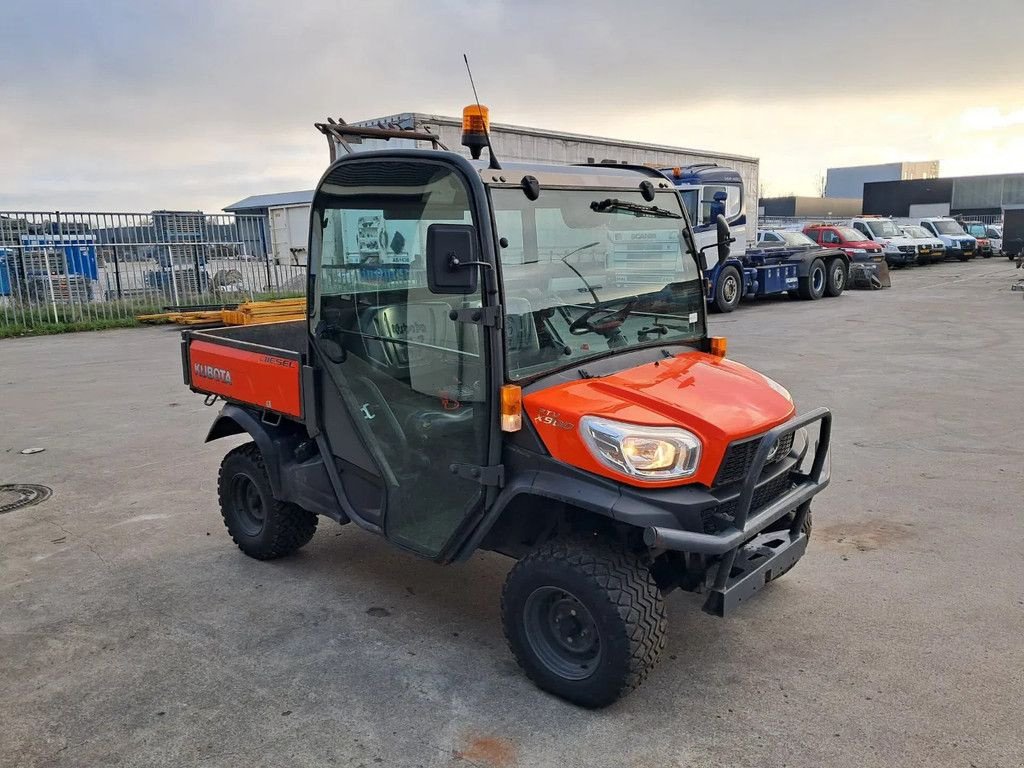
left=307, top=157, right=494, bottom=558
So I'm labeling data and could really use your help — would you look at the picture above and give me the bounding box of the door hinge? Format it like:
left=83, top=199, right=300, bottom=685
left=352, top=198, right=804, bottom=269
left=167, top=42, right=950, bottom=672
left=448, top=462, right=505, bottom=487
left=449, top=305, right=502, bottom=329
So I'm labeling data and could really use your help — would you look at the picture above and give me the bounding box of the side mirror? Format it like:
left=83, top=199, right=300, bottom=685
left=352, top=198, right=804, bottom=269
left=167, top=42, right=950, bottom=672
left=716, top=214, right=733, bottom=262
left=426, top=223, right=479, bottom=295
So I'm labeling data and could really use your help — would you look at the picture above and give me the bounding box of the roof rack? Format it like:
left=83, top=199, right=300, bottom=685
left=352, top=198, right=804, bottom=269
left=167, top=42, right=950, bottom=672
left=314, top=118, right=450, bottom=163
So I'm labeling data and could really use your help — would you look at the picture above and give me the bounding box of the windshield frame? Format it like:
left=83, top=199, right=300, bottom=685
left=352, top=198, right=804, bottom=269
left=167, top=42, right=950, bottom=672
left=487, top=184, right=707, bottom=383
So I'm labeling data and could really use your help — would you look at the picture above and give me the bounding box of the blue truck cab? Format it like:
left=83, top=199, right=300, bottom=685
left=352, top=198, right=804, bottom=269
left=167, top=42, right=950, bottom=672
left=661, top=165, right=848, bottom=312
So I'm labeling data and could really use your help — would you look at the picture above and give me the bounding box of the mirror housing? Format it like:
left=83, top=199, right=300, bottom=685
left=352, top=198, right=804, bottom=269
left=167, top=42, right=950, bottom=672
left=716, top=214, right=732, bottom=262
left=426, top=223, right=479, bottom=294
left=696, top=214, right=735, bottom=271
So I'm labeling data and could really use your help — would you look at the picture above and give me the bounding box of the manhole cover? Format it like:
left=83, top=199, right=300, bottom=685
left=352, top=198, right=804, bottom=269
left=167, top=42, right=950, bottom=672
left=0, top=484, right=52, bottom=514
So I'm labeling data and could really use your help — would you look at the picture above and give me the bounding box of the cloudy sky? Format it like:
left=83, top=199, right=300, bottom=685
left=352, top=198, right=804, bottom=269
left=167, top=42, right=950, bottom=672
left=3, top=0, right=1023, bottom=212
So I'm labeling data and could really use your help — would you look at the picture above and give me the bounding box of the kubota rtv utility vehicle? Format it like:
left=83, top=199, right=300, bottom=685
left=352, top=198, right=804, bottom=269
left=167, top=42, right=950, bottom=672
left=182, top=113, right=832, bottom=707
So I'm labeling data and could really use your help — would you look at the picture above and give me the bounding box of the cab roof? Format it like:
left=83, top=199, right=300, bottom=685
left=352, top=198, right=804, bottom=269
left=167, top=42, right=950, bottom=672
left=470, top=159, right=676, bottom=191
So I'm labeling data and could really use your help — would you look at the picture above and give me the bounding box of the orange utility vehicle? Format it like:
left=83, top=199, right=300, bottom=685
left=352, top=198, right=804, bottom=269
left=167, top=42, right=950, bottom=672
left=182, top=112, right=832, bottom=707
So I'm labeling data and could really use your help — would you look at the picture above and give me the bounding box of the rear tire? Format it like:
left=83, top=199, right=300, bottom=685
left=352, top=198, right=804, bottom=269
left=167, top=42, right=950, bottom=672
left=713, top=266, right=742, bottom=313
left=824, top=258, right=847, bottom=297
left=798, top=259, right=826, bottom=300
left=218, top=443, right=317, bottom=560
left=501, top=537, right=666, bottom=708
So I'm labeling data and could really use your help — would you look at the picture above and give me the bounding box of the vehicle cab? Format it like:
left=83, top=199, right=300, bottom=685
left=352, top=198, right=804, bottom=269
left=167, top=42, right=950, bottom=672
left=661, top=164, right=746, bottom=256
left=850, top=216, right=921, bottom=267
left=802, top=224, right=884, bottom=262
left=915, top=217, right=976, bottom=261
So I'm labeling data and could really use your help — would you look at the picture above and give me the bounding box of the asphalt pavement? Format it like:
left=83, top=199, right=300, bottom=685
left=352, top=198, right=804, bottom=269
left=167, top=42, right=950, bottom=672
left=2, top=257, right=1022, bottom=767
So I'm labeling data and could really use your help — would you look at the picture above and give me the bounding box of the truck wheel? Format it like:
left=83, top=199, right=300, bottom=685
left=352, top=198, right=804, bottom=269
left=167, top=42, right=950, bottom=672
left=765, top=505, right=813, bottom=582
left=825, top=258, right=847, bottom=297
left=217, top=443, right=317, bottom=560
left=797, top=259, right=826, bottom=300
left=501, top=537, right=666, bottom=708
left=713, top=266, right=742, bottom=313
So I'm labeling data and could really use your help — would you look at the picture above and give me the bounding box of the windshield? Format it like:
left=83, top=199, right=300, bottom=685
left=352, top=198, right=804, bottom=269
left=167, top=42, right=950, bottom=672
left=987, top=226, right=1001, bottom=237
left=933, top=220, right=967, bottom=236
left=902, top=225, right=930, bottom=238
left=866, top=220, right=903, bottom=238
left=492, top=188, right=704, bottom=381
left=965, top=223, right=987, bottom=237
left=780, top=231, right=816, bottom=246
left=835, top=227, right=866, bottom=242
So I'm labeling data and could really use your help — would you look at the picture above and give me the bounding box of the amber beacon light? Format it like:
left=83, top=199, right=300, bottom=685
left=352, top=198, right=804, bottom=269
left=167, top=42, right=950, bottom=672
left=461, top=104, right=490, bottom=160
left=500, top=384, right=522, bottom=432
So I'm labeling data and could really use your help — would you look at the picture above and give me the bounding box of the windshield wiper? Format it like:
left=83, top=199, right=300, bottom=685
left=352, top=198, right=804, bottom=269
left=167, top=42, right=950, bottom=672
left=590, top=199, right=682, bottom=219
left=560, top=241, right=601, bottom=304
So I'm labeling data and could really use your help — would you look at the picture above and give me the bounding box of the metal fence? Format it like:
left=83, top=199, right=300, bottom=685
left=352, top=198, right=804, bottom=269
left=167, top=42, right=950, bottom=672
left=0, top=211, right=306, bottom=331
left=758, top=213, right=1005, bottom=230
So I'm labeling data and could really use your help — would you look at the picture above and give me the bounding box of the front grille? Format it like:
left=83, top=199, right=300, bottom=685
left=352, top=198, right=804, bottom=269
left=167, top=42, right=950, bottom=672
left=714, top=430, right=794, bottom=486
left=701, top=473, right=795, bottom=534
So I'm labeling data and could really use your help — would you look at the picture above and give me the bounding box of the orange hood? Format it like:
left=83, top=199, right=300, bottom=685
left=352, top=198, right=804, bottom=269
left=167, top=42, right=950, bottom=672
left=522, top=351, right=796, bottom=488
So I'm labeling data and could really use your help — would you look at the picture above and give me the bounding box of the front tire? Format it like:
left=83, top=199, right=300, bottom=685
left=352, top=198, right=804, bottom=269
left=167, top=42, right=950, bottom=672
left=713, top=266, right=742, bottom=313
left=501, top=538, right=666, bottom=708
left=217, top=443, right=317, bottom=560
left=798, top=259, right=826, bottom=300
left=825, top=258, right=847, bottom=297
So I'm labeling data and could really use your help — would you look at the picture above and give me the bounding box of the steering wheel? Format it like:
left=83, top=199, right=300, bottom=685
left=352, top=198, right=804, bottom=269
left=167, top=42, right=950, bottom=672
left=569, top=297, right=638, bottom=336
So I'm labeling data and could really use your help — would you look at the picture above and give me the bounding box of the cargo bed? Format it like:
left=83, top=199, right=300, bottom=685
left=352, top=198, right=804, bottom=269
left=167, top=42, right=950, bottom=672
left=181, top=320, right=307, bottom=419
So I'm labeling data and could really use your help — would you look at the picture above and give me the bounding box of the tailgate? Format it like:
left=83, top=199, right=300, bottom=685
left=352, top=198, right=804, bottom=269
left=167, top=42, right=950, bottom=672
left=184, top=336, right=303, bottom=419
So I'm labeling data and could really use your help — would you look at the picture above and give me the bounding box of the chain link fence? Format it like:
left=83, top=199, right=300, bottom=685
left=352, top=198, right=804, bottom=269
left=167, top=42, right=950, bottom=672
left=0, top=211, right=306, bottom=332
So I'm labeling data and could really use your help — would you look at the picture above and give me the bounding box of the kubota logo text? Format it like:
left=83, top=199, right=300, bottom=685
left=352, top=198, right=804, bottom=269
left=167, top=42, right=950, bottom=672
left=194, top=362, right=232, bottom=385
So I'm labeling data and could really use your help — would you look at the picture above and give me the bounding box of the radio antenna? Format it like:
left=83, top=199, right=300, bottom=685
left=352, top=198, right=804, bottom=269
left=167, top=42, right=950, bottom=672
left=463, top=54, right=501, bottom=170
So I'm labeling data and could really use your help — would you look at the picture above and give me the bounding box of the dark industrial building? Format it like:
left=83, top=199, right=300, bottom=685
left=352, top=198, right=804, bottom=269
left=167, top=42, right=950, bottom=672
left=863, top=172, right=1024, bottom=218
left=760, top=196, right=862, bottom=218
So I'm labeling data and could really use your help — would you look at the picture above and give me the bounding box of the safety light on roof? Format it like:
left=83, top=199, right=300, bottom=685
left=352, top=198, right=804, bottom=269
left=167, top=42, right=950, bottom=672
left=709, top=336, right=728, bottom=358
left=500, top=384, right=522, bottom=432
left=461, top=104, right=490, bottom=160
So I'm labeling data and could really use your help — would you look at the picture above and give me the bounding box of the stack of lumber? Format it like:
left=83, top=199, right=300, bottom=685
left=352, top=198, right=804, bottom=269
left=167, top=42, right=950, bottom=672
left=137, top=298, right=305, bottom=327
left=221, top=298, right=305, bottom=325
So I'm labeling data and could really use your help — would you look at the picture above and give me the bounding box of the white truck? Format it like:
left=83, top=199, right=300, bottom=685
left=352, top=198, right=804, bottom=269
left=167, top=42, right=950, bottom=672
left=850, top=217, right=925, bottom=268
left=906, top=217, right=977, bottom=261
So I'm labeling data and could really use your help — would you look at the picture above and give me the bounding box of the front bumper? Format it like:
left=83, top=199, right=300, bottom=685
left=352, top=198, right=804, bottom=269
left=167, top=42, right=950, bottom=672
left=885, top=250, right=917, bottom=265
left=642, top=408, right=832, bottom=616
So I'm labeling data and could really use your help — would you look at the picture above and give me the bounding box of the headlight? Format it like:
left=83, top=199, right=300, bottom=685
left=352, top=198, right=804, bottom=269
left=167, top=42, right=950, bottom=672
left=579, top=416, right=701, bottom=480
left=849, top=248, right=867, bottom=253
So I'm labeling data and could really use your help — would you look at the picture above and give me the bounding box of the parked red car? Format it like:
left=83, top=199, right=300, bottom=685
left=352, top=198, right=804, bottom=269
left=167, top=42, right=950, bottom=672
left=802, top=225, right=885, bottom=262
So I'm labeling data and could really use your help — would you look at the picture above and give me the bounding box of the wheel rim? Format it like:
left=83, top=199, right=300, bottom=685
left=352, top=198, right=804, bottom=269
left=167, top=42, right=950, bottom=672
left=230, top=474, right=265, bottom=536
left=832, top=264, right=845, bottom=291
left=812, top=267, right=825, bottom=293
left=523, top=586, right=602, bottom=681
left=722, top=274, right=738, bottom=304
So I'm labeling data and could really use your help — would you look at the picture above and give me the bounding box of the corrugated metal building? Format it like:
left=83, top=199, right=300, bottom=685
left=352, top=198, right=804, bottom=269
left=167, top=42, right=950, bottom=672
left=825, top=161, right=939, bottom=200
left=862, top=172, right=1024, bottom=218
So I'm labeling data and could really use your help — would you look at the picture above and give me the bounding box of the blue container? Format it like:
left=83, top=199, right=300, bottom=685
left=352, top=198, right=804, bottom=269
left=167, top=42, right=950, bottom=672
left=0, top=249, right=10, bottom=296
left=20, top=235, right=98, bottom=280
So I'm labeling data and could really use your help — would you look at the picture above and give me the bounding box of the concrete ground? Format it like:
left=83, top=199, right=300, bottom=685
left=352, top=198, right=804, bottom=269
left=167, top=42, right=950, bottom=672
left=2, top=258, right=1023, bottom=768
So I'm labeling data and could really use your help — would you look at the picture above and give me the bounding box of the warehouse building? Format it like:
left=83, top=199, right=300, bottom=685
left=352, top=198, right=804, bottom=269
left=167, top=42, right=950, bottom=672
left=225, top=113, right=760, bottom=264
left=825, top=161, right=939, bottom=200
left=862, top=172, right=1024, bottom=218
left=760, top=196, right=862, bottom=218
